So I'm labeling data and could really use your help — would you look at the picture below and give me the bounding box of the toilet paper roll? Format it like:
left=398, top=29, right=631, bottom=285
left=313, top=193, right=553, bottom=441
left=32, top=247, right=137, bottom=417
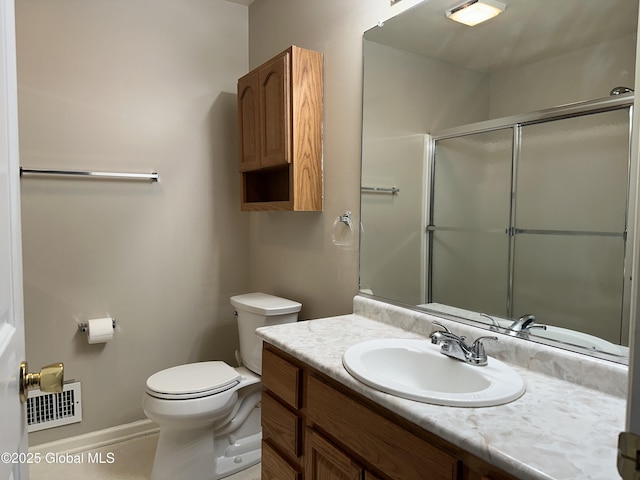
left=87, top=317, right=114, bottom=344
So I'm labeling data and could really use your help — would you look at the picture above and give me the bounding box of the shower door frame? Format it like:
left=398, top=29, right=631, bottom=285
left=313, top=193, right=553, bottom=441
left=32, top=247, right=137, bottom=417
left=426, top=95, right=635, bottom=339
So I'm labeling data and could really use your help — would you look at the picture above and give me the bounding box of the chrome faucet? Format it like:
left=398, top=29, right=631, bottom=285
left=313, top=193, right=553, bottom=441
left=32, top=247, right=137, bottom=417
left=429, top=321, right=497, bottom=366
left=507, top=314, right=547, bottom=338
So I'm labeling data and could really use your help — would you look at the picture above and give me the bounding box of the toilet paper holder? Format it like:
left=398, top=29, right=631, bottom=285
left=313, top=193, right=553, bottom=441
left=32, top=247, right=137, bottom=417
left=78, top=318, right=116, bottom=333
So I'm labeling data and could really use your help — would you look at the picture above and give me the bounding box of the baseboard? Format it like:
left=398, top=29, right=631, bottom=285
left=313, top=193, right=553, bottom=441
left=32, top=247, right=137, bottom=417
left=29, top=419, right=159, bottom=455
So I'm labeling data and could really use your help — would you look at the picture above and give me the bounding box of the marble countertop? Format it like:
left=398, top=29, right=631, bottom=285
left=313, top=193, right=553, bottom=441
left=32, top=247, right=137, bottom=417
left=257, top=306, right=626, bottom=480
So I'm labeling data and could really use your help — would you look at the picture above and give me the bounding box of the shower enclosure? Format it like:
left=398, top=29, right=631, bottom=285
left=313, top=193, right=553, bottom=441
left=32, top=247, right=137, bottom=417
left=427, top=95, right=633, bottom=345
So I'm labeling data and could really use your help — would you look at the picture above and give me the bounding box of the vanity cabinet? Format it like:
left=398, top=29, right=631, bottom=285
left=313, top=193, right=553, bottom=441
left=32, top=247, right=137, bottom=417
left=306, top=428, right=363, bottom=480
left=261, top=344, right=518, bottom=480
left=237, top=45, right=323, bottom=211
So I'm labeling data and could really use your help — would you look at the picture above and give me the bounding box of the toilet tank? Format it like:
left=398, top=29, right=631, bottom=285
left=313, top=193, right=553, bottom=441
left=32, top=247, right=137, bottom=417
left=231, top=293, right=301, bottom=375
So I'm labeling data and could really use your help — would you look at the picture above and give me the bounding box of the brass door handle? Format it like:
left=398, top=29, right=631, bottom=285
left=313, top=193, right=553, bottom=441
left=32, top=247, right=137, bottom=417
left=19, top=361, right=64, bottom=403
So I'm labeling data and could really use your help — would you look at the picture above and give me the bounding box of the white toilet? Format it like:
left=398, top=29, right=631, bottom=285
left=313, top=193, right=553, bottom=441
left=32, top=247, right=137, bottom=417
left=142, top=293, right=302, bottom=480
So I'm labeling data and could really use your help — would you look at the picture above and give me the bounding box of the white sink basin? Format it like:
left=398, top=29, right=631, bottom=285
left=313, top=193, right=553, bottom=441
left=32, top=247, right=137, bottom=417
left=342, top=338, right=525, bottom=407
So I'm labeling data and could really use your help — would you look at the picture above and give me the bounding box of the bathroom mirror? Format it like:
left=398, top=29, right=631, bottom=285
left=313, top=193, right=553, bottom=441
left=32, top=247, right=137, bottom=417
left=359, top=0, right=638, bottom=362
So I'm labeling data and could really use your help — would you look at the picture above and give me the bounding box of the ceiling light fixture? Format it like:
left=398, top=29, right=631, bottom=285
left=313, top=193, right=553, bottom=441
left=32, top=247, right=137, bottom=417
left=446, top=0, right=506, bottom=26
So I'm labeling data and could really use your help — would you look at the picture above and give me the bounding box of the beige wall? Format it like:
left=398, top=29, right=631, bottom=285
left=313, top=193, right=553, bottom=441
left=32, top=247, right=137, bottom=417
left=490, top=34, right=637, bottom=118
left=246, top=0, right=422, bottom=319
left=17, top=0, right=249, bottom=444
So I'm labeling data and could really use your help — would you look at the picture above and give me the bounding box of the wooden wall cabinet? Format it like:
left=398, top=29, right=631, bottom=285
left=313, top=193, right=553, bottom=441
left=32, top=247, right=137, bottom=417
left=237, top=46, right=323, bottom=211
left=261, top=344, right=519, bottom=480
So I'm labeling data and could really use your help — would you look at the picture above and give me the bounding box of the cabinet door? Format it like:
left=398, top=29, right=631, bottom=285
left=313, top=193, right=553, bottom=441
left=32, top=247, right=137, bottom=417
left=306, top=428, right=363, bottom=480
left=262, top=440, right=301, bottom=480
left=259, top=51, right=291, bottom=168
left=237, top=69, right=261, bottom=172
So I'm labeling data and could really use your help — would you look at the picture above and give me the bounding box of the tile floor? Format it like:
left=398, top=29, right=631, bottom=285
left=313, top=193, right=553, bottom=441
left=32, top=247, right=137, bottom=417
left=29, top=433, right=261, bottom=480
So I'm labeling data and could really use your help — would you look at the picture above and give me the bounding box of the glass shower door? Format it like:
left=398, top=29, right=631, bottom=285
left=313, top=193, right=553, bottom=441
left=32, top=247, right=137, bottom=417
left=430, top=128, right=513, bottom=316
left=513, top=108, right=630, bottom=343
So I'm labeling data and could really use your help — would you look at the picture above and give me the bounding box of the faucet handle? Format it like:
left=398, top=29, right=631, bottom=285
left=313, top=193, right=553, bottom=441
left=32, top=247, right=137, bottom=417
left=517, top=314, right=537, bottom=330
left=480, top=313, right=501, bottom=332
left=429, top=321, right=455, bottom=345
left=472, top=335, right=498, bottom=349
left=470, top=336, right=498, bottom=366
left=528, top=324, right=547, bottom=332
left=431, top=321, right=452, bottom=334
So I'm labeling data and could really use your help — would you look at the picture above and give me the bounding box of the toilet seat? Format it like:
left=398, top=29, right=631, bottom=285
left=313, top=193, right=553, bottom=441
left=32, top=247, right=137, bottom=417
left=146, top=361, right=241, bottom=400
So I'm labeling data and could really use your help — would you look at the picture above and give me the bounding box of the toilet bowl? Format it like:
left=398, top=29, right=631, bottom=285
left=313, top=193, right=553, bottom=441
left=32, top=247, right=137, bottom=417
left=142, top=293, right=301, bottom=480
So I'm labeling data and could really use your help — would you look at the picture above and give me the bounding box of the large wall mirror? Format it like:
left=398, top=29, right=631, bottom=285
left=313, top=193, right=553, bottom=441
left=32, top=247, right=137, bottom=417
left=359, top=0, right=638, bottom=363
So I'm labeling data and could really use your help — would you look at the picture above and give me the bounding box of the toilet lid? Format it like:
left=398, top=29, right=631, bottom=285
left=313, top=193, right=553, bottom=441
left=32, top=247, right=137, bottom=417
left=146, top=361, right=241, bottom=400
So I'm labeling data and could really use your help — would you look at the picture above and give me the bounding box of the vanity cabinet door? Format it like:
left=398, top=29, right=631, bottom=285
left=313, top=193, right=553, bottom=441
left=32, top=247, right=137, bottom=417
left=305, top=428, right=363, bottom=480
left=237, top=52, right=289, bottom=173
left=258, top=51, right=291, bottom=169
left=262, top=440, right=301, bottom=480
left=237, top=69, right=261, bottom=172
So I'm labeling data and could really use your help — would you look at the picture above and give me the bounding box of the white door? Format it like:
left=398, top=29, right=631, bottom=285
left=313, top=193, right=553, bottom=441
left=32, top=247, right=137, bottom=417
left=0, top=1, right=28, bottom=479
left=619, top=7, right=640, bottom=478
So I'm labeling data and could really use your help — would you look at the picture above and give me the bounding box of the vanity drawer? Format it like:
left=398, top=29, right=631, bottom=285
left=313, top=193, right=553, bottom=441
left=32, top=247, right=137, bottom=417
left=262, top=391, right=302, bottom=459
left=306, top=375, right=459, bottom=480
left=262, top=347, right=302, bottom=409
left=262, top=440, right=301, bottom=480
